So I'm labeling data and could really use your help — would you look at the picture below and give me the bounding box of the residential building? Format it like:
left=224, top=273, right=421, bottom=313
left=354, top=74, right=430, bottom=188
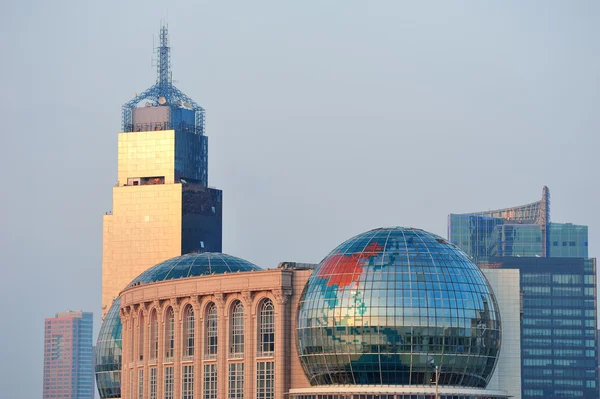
left=43, top=311, right=94, bottom=399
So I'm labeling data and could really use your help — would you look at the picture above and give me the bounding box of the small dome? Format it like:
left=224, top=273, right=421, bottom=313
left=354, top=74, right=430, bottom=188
left=126, top=252, right=262, bottom=288
left=95, top=252, right=261, bottom=398
left=95, top=298, right=122, bottom=398
left=297, top=227, right=501, bottom=388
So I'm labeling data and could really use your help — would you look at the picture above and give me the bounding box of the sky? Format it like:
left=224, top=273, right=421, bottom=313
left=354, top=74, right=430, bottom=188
left=0, top=1, right=599, bottom=397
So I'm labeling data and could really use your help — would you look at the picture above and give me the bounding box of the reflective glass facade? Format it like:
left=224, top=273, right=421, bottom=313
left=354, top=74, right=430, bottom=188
left=548, top=223, right=589, bottom=258
left=448, top=187, right=588, bottom=262
left=297, top=227, right=501, bottom=387
left=127, top=252, right=262, bottom=288
left=488, top=224, right=543, bottom=257
left=448, top=186, right=549, bottom=259
left=181, top=185, right=222, bottom=254
left=485, top=257, right=598, bottom=398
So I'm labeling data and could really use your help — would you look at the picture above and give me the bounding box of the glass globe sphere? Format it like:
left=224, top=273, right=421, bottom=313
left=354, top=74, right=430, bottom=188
left=297, top=227, right=501, bottom=387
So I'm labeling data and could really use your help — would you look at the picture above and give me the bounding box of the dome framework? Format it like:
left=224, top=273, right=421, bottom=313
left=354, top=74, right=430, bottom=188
left=297, top=227, right=501, bottom=388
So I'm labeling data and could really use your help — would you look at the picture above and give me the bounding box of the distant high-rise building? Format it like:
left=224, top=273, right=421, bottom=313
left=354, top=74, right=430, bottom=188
left=101, top=26, right=222, bottom=318
left=448, top=187, right=598, bottom=399
left=448, top=186, right=588, bottom=259
left=43, top=311, right=94, bottom=399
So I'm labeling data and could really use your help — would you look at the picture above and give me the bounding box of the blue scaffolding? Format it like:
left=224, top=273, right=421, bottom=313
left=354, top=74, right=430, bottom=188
left=121, top=25, right=205, bottom=135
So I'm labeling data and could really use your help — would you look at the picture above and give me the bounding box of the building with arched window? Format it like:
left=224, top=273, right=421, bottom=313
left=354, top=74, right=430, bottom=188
left=98, top=252, right=313, bottom=399
left=97, top=228, right=523, bottom=399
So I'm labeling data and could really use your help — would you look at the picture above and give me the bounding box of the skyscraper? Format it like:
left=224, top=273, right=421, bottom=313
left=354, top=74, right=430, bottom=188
left=448, top=186, right=588, bottom=259
left=101, top=26, right=222, bottom=318
left=43, top=311, right=94, bottom=399
left=448, top=187, right=598, bottom=399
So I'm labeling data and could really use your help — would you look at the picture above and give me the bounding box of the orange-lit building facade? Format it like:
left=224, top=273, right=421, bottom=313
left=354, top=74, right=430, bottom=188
left=118, top=266, right=313, bottom=399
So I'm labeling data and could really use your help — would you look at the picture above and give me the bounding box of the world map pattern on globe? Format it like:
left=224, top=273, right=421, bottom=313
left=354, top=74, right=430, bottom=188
left=297, top=227, right=501, bottom=387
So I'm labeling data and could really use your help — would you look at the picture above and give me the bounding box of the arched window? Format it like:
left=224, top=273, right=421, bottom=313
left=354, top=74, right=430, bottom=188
left=164, top=307, right=175, bottom=361
left=205, top=303, right=218, bottom=360
left=183, top=305, right=195, bottom=360
left=149, top=309, right=158, bottom=360
left=258, top=299, right=274, bottom=357
left=229, top=301, right=244, bottom=358
left=138, top=311, right=145, bottom=361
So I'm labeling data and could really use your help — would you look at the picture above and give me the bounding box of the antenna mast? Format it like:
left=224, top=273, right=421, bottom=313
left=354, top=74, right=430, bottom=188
left=157, top=25, right=171, bottom=87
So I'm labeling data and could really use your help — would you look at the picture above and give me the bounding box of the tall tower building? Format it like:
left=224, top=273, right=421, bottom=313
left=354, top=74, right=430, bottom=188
left=448, top=187, right=598, bottom=399
left=43, top=311, right=94, bottom=399
left=101, top=26, right=222, bottom=317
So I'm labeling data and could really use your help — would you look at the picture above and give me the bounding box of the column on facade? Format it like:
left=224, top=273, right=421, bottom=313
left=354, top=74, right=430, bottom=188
left=119, top=308, right=130, bottom=399
left=274, top=289, right=291, bottom=399
left=172, top=298, right=182, bottom=399
left=156, top=301, right=164, bottom=399
left=141, top=304, right=149, bottom=399
left=214, top=293, right=227, bottom=399
left=242, top=291, right=255, bottom=399
left=131, top=306, right=139, bottom=399
left=192, top=296, right=202, bottom=399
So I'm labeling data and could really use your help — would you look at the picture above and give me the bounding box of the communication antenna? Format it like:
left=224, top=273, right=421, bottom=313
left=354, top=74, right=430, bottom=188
left=158, top=96, right=167, bottom=105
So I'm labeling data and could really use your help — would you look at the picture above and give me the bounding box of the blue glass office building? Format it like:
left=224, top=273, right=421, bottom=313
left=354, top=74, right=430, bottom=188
left=448, top=187, right=598, bottom=398
left=448, top=187, right=588, bottom=259
left=485, top=257, right=597, bottom=398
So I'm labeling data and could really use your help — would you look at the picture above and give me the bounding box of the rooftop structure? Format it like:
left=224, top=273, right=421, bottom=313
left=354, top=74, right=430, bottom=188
left=122, top=26, right=205, bottom=137
left=448, top=186, right=588, bottom=260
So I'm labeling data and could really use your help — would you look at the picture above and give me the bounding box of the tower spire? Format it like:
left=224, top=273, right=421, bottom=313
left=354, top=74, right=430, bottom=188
left=122, top=24, right=205, bottom=136
left=157, top=25, right=171, bottom=86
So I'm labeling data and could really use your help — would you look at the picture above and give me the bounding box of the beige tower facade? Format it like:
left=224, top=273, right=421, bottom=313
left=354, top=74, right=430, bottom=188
left=102, top=128, right=223, bottom=318
left=104, top=130, right=178, bottom=316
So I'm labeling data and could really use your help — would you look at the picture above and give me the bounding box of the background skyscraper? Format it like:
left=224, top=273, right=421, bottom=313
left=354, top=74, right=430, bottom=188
left=101, top=26, right=223, bottom=318
left=43, top=311, right=94, bottom=399
left=448, top=187, right=598, bottom=399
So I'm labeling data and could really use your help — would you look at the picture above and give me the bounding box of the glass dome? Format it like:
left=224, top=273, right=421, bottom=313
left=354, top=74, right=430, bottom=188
left=296, top=227, right=501, bottom=388
left=126, top=252, right=262, bottom=288
left=95, top=298, right=122, bottom=398
left=95, top=253, right=261, bottom=398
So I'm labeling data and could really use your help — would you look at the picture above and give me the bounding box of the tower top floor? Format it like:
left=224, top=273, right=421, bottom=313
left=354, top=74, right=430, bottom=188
left=121, top=25, right=205, bottom=136
left=117, top=25, right=209, bottom=187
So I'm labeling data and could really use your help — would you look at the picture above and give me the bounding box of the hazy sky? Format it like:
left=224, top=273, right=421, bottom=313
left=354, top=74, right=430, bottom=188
left=1, top=1, right=599, bottom=397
